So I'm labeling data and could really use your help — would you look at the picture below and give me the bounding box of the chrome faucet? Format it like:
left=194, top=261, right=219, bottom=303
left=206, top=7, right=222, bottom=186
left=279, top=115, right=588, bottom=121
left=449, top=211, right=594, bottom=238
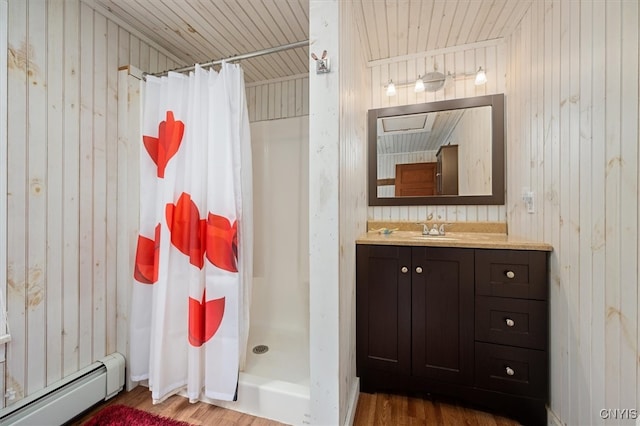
left=420, top=223, right=430, bottom=235
left=420, top=223, right=447, bottom=236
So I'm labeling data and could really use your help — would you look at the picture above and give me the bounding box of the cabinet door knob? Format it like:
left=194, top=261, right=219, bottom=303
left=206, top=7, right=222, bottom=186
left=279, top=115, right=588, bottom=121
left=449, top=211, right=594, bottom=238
left=505, top=318, right=515, bottom=327
left=505, top=270, right=515, bottom=279
left=415, top=266, right=423, bottom=274
left=505, top=367, right=515, bottom=376
left=401, top=266, right=408, bottom=273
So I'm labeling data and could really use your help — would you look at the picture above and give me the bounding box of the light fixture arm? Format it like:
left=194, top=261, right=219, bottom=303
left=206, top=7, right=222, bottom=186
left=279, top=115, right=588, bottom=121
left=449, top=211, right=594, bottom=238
left=383, top=67, right=487, bottom=96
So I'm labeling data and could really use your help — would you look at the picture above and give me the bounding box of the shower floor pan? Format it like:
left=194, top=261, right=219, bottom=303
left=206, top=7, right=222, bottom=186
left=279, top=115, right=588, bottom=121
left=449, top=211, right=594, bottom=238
left=205, top=325, right=310, bottom=425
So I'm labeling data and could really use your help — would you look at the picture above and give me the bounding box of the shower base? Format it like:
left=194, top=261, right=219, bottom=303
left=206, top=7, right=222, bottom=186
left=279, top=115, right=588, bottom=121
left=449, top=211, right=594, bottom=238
left=204, top=325, right=310, bottom=425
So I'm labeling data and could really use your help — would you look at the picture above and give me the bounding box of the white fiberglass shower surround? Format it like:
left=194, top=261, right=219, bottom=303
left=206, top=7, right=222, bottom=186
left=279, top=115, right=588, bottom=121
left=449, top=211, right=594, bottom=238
left=211, top=116, right=310, bottom=424
left=120, top=66, right=310, bottom=424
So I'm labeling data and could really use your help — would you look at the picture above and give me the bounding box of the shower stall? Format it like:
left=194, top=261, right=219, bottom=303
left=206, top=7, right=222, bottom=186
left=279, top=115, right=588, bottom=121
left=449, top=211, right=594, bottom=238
left=208, top=116, right=310, bottom=424
left=118, top=38, right=311, bottom=423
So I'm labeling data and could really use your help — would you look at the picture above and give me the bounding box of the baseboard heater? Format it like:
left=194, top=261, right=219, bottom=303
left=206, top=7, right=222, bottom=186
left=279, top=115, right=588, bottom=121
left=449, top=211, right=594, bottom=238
left=0, top=352, right=125, bottom=425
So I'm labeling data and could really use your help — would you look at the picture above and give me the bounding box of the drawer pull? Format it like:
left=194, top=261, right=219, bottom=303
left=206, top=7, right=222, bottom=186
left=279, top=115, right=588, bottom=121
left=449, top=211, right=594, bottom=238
left=505, top=366, right=515, bottom=376
left=415, top=266, right=423, bottom=274
left=401, top=266, right=408, bottom=274
left=505, top=270, right=515, bottom=279
left=505, top=318, right=515, bottom=327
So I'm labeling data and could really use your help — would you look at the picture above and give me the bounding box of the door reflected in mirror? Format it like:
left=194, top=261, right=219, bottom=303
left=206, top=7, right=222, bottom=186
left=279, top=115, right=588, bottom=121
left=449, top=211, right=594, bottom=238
left=368, top=94, right=504, bottom=206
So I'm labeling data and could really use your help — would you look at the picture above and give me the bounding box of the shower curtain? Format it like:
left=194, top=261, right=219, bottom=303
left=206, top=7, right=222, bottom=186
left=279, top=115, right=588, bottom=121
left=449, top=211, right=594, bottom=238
left=129, top=63, right=253, bottom=403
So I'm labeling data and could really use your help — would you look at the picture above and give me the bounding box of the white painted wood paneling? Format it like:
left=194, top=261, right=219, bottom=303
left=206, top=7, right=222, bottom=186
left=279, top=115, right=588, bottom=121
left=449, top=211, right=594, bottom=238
left=453, top=107, right=492, bottom=196
left=351, top=1, right=532, bottom=63
left=77, top=0, right=95, bottom=369
left=368, top=40, right=507, bottom=223
left=7, top=0, right=29, bottom=403
left=116, top=66, right=141, bottom=391
left=309, top=0, right=340, bottom=423
left=45, top=0, right=64, bottom=387
left=25, top=0, right=47, bottom=396
left=87, top=0, right=309, bottom=84
left=0, top=0, right=7, bottom=410
left=4, top=0, right=181, bottom=407
left=339, top=2, right=369, bottom=424
left=105, top=18, right=119, bottom=358
left=61, top=0, right=81, bottom=380
left=245, top=74, right=309, bottom=123
left=506, top=1, right=640, bottom=424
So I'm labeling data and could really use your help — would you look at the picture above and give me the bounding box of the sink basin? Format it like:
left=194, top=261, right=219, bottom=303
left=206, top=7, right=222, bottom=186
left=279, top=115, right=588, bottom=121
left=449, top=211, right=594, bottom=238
left=411, top=235, right=460, bottom=241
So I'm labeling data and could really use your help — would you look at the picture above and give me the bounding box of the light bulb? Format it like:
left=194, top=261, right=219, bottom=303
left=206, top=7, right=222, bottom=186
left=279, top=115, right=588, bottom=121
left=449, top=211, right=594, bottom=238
left=386, top=80, right=396, bottom=96
left=414, top=76, right=425, bottom=93
left=475, top=67, right=487, bottom=85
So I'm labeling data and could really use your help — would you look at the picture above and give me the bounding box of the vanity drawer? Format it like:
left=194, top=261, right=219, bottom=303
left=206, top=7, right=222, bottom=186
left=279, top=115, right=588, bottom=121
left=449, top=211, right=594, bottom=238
left=475, top=249, right=547, bottom=300
left=475, top=342, right=547, bottom=398
left=475, top=296, right=547, bottom=350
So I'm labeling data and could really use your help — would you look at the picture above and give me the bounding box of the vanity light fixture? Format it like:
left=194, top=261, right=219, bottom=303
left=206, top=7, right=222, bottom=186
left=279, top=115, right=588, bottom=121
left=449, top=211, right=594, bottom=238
left=423, top=71, right=446, bottom=92
left=475, top=67, right=487, bottom=85
left=384, top=66, right=487, bottom=95
left=414, top=75, right=425, bottom=93
left=385, top=80, right=396, bottom=96
left=386, top=73, right=445, bottom=96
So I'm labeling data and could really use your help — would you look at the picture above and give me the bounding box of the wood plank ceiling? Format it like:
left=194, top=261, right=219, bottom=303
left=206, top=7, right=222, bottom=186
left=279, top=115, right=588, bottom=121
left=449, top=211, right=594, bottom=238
left=85, top=0, right=532, bottom=84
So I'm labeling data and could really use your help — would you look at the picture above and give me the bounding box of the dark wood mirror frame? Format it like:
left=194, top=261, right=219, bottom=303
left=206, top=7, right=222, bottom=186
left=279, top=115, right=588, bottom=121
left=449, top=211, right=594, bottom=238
left=368, top=93, right=505, bottom=206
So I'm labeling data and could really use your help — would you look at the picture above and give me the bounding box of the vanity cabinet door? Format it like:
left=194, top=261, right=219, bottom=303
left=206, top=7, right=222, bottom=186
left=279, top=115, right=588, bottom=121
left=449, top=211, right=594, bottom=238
left=411, top=247, right=474, bottom=384
left=356, top=245, right=412, bottom=376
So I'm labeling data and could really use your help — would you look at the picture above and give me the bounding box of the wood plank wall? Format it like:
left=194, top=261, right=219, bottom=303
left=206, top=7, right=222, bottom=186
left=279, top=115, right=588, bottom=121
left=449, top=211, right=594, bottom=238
left=246, top=75, right=309, bottom=122
left=3, top=0, right=309, bottom=410
left=3, top=0, right=179, bottom=408
left=506, top=1, right=639, bottom=424
left=115, top=67, right=142, bottom=392
left=367, top=40, right=507, bottom=223
left=339, top=3, right=369, bottom=423
left=0, top=0, right=7, bottom=404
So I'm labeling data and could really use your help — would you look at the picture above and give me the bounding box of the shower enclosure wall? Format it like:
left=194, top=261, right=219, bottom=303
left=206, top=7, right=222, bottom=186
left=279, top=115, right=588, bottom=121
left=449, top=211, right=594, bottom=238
left=196, top=115, right=310, bottom=424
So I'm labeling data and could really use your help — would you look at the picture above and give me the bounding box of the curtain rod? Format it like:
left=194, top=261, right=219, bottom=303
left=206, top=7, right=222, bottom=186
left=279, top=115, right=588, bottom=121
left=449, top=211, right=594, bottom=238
left=144, top=40, right=310, bottom=79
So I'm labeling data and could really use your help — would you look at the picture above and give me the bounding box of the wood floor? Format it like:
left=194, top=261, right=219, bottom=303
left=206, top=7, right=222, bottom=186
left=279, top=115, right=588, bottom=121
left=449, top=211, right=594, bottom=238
left=68, top=385, right=521, bottom=425
left=67, top=385, right=285, bottom=426
left=353, top=392, right=521, bottom=426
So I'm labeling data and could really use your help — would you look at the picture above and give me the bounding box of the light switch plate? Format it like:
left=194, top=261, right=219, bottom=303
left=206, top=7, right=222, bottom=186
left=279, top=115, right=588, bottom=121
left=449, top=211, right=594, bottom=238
left=522, top=188, right=535, bottom=214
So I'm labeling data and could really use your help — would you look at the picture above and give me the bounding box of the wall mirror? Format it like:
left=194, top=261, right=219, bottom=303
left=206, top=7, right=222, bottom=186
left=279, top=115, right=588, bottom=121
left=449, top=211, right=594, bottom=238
left=368, top=93, right=505, bottom=206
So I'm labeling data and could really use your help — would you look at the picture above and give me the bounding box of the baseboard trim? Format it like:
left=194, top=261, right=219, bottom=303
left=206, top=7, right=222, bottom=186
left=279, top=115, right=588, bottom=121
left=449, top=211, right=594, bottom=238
left=547, top=405, right=563, bottom=426
left=344, top=378, right=360, bottom=426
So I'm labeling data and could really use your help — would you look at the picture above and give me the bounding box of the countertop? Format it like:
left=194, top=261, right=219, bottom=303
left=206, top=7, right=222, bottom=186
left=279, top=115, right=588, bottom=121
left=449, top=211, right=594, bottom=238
left=356, top=230, right=553, bottom=251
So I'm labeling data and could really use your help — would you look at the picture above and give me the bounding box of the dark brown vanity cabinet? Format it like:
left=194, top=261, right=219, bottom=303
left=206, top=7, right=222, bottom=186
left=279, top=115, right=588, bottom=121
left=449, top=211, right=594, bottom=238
left=356, top=244, right=549, bottom=425
left=411, top=247, right=475, bottom=384
left=355, top=245, right=412, bottom=377
left=356, top=245, right=474, bottom=386
left=473, top=249, right=549, bottom=401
